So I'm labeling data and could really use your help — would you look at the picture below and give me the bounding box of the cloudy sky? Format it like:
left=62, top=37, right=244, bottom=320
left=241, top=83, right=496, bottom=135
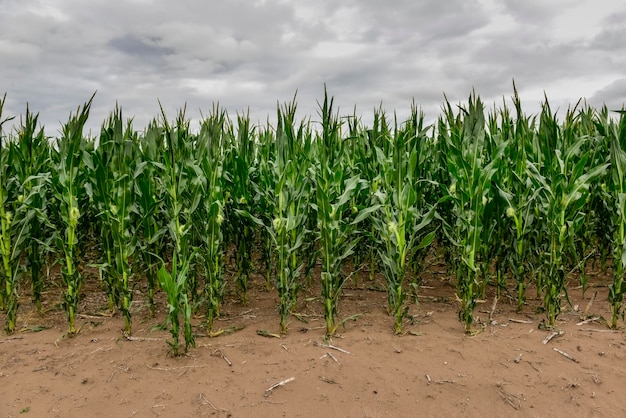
left=1, top=0, right=625, bottom=135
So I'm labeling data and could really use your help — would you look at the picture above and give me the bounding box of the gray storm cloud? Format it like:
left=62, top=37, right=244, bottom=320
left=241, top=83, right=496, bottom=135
left=0, top=0, right=624, bottom=134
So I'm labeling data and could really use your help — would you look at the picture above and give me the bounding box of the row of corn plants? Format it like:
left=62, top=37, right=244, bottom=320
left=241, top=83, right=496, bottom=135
left=1, top=89, right=625, bottom=349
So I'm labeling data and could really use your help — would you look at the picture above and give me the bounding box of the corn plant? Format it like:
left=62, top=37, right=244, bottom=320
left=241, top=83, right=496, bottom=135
left=0, top=95, right=15, bottom=314
left=157, top=105, right=200, bottom=353
left=591, top=162, right=614, bottom=273
left=477, top=105, right=512, bottom=299
left=224, top=113, right=257, bottom=303
left=90, top=112, right=119, bottom=313
left=345, top=111, right=372, bottom=285
left=405, top=104, right=440, bottom=284
left=496, top=88, right=540, bottom=311
left=194, top=106, right=227, bottom=334
left=0, top=157, right=31, bottom=334
left=0, top=95, right=29, bottom=333
left=605, top=109, right=626, bottom=328
left=134, top=121, right=168, bottom=317
left=158, top=252, right=195, bottom=356
left=432, top=106, right=461, bottom=285
left=528, top=101, right=608, bottom=328
left=265, top=99, right=311, bottom=334
left=567, top=107, right=606, bottom=297
left=254, top=125, right=277, bottom=291
left=91, top=108, right=138, bottom=334
left=50, top=94, right=94, bottom=335
left=366, top=113, right=436, bottom=334
left=7, top=106, right=53, bottom=312
left=313, top=92, right=366, bottom=337
left=438, top=93, right=506, bottom=334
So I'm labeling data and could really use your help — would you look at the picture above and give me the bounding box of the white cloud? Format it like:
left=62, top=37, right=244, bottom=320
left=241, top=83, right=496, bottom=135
left=0, top=0, right=624, bottom=134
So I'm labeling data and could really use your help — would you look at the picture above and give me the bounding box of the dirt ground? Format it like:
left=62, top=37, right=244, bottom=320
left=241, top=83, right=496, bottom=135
left=2, top=259, right=625, bottom=418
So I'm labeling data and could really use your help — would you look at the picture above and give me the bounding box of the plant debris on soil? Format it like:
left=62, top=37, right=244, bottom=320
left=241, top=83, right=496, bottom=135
left=1, top=262, right=625, bottom=418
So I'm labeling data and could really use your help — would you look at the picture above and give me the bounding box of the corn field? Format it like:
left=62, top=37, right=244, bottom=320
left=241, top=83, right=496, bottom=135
left=0, top=87, right=625, bottom=355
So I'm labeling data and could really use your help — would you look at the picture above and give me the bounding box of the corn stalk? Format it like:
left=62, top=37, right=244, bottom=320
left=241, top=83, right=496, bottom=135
left=93, top=107, right=138, bottom=334
left=266, top=99, right=311, bottom=334
left=606, top=109, right=626, bottom=328
left=438, top=93, right=505, bottom=334
left=497, top=87, right=539, bottom=312
left=51, top=94, right=94, bottom=335
left=224, top=113, right=256, bottom=303
left=8, top=107, right=53, bottom=313
left=157, top=105, right=200, bottom=354
left=366, top=112, right=436, bottom=334
left=134, top=120, right=168, bottom=317
left=0, top=95, right=26, bottom=333
left=195, top=106, right=227, bottom=334
left=314, top=91, right=365, bottom=337
left=254, top=126, right=277, bottom=290
left=528, top=100, right=608, bottom=328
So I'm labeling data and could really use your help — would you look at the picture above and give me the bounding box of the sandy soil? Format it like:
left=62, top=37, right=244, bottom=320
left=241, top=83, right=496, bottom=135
left=1, top=260, right=625, bottom=418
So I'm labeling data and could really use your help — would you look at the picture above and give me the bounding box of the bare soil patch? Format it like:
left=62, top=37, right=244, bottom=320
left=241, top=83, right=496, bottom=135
left=2, top=261, right=625, bottom=418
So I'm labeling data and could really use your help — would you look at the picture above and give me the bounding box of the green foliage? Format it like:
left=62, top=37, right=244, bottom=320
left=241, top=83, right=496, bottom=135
left=158, top=252, right=195, bottom=356
left=528, top=100, right=608, bottom=327
left=224, top=113, right=257, bottom=304
left=438, top=93, right=506, bottom=334
left=157, top=104, right=201, bottom=351
left=313, top=90, right=368, bottom=337
left=3, top=86, right=626, bottom=343
left=496, top=85, right=540, bottom=312
left=263, top=98, right=312, bottom=334
left=8, top=107, right=53, bottom=313
left=133, top=120, right=168, bottom=317
left=366, top=109, right=436, bottom=334
left=194, top=105, right=227, bottom=334
left=90, top=106, right=138, bottom=334
left=605, top=108, right=626, bottom=328
left=50, top=93, right=95, bottom=335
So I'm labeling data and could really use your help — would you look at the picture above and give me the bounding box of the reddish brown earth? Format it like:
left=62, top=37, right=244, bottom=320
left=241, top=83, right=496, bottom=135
left=1, top=260, right=625, bottom=418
